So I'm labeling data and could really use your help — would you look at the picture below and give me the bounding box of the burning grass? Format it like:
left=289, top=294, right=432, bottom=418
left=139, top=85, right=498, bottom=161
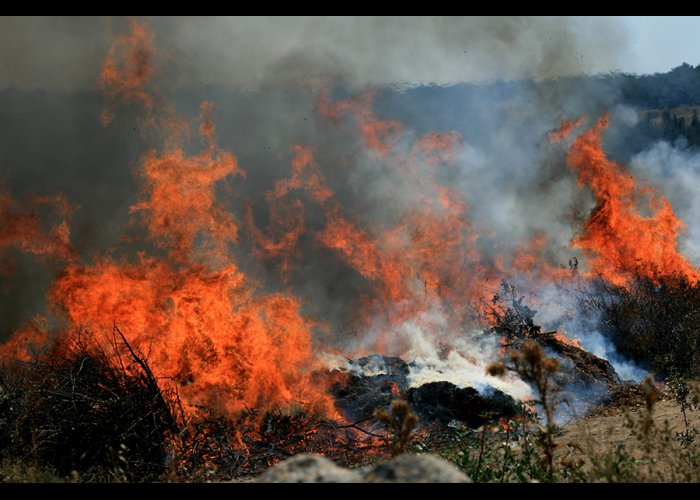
left=0, top=326, right=407, bottom=482
left=0, top=327, right=178, bottom=482
left=0, top=316, right=699, bottom=482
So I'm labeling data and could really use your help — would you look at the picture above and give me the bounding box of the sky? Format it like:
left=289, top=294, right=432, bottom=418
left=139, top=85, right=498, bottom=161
left=0, top=16, right=698, bottom=91
left=618, top=16, right=700, bottom=75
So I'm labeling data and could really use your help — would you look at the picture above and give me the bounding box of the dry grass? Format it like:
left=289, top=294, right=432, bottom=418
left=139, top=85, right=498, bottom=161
left=555, top=380, right=700, bottom=482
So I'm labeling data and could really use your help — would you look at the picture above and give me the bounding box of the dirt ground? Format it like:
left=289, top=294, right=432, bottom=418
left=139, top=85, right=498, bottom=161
left=554, top=396, right=700, bottom=481
left=557, top=399, right=697, bottom=449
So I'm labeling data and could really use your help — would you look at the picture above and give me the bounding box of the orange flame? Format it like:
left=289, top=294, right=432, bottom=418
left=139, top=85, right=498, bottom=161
left=0, top=317, right=49, bottom=361
left=558, top=115, right=700, bottom=285
left=553, top=331, right=583, bottom=350
left=547, top=116, right=586, bottom=142
left=319, top=91, right=403, bottom=157
left=9, top=20, right=700, bottom=429
left=250, top=92, right=508, bottom=356
left=0, top=20, right=336, bottom=418
left=0, top=190, right=75, bottom=269
left=98, top=18, right=157, bottom=126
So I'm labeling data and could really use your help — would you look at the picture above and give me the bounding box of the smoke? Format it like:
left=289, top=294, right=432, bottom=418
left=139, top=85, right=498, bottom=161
left=401, top=317, right=532, bottom=401
left=550, top=298, right=648, bottom=383
left=0, top=17, right=629, bottom=92
left=629, top=139, right=700, bottom=267
left=579, top=330, right=647, bottom=382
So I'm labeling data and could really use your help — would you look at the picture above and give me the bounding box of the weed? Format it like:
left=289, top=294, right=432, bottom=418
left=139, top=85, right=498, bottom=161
left=373, top=400, right=419, bottom=457
left=488, top=340, right=560, bottom=480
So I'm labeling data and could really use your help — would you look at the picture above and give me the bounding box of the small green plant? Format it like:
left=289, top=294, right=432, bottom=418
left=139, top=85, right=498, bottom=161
left=0, top=458, right=68, bottom=483
left=667, top=373, right=699, bottom=449
left=373, top=400, right=419, bottom=457
left=443, top=405, right=553, bottom=482
left=585, top=443, right=639, bottom=482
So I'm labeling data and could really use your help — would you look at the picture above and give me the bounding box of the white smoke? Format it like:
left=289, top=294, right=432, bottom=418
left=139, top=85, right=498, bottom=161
left=578, top=331, right=647, bottom=382
left=535, top=282, right=648, bottom=383
left=404, top=326, right=533, bottom=401
left=321, top=305, right=533, bottom=402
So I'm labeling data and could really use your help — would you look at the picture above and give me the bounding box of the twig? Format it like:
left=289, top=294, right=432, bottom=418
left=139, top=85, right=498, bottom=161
left=324, top=416, right=385, bottom=438
left=113, top=323, right=179, bottom=433
left=0, top=371, right=9, bottom=395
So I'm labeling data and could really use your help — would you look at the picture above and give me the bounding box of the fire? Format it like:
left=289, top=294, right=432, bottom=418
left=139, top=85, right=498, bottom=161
left=129, top=102, right=241, bottom=264
left=1, top=19, right=335, bottom=418
left=547, top=116, right=586, bottom=142
left=553, top=115, right=700, bottom=285
left=252, top=94, right=499, bottom=355
left=0, top=191, right=75, bottom=269
left=6, top=19, right=700, bottom=434
left=249, top=90, right=582, bottom=368
left=319, top=91, right=404, bottom=157
left=0, top=317, right=48, bottom=361
left=98, top=18, right=157, bottom=126
left=553, top=331, right=583, bottom=351
left=51, top=258, right=328, bottom=414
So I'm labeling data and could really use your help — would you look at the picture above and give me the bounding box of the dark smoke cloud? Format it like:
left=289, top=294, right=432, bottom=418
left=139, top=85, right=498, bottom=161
left=0, top=17, right=629, bottom=91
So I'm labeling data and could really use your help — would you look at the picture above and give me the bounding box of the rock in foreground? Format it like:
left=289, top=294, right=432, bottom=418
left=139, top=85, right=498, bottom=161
left=363, top=453, right=471, bottom=483
left=257, top=453, right=471, bottom=483
left=257, top=454, right=362, bottom=483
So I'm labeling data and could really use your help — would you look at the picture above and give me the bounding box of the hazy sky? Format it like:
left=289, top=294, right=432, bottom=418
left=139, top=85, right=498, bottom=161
left=0, top=16, right=698, bottom=91
left=619, top=16, right=700, bottom=74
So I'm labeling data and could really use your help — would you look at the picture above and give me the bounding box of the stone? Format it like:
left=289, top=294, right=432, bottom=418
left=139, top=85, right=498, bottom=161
left=258, top=453, right=472, bottom=483
left=363, top=453, right=472, bottom=483
left=256, top=454, right=361, bottom=483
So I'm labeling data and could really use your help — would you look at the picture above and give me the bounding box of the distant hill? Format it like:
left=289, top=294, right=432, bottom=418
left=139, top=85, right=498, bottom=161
left=617, top=63, right=700, bottom=109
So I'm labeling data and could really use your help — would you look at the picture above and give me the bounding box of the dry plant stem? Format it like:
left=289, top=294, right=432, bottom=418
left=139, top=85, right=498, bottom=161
left=487, top=340, right=559, bottom=480
left=373, top=400, right=419, bottom=457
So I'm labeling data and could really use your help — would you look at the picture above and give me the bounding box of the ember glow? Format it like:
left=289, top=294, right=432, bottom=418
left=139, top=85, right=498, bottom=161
left=2, top=19, right=699, bottom=424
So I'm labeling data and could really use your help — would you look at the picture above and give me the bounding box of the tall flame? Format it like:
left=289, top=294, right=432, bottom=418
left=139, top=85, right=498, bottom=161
left=10, top=19, right=333, bottom=416
left=0, top=191, right=75, bottom=269
left=557, top=115, right=700, bottom=285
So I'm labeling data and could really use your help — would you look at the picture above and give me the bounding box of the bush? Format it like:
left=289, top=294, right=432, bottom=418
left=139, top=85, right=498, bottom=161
left=578, top=274, right=700, bottom=379
left=0, top=327, right=179, bottom=481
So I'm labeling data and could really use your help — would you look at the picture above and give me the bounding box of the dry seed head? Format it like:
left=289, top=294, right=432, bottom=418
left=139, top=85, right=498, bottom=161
left=404, top=412, right=419, bottom=428
left=373, top=407, right=390, bottom=421
left=391, top=399, right=409, bottom=414
left=641, top=375, right=659, bottom=412
left=487, top=361, right=507, bottom=377
left=508, top=351, right=523, bottom=364
left=542, top=358, right=560, bottom=374
left=523, top=341, right=543, bottom=366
